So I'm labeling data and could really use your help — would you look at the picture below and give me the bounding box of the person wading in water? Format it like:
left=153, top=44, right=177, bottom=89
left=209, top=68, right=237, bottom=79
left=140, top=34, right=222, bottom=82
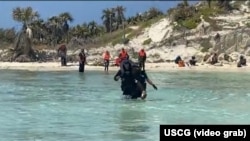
left=79, top=49, right=86, bottom=72
left=103, top=50, right=110, bottom=72
left=57, top=44, right=67, bottom=66
left=138, top=49, right=146, bottom=70
left=119, top=48, right=128, bottom=62
left=114, top=59, right=147, bottom=100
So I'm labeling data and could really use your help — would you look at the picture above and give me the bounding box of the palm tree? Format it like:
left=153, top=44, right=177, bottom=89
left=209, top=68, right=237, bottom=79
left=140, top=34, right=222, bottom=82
left=115, top=5, right=126, bottom=29
left=207, top=0, right=212, bottom=8
left=88, top=21, right=98, bottom=37
left=48, top=16, right=61, bottom=46
left=58, top=12, right=73, bottom=43
left=217, top=0, right=232, bottom=11
left=12, top=6, right=40, bottom=61
left=183, top=0, right=189, bottom=7
left=30, top=19, right=45, bottom=43
left=147, top=7, right=163, bottom=20
left=12, top=6, right=40, bottom=29
left=101, top=8, right=116, bottom=33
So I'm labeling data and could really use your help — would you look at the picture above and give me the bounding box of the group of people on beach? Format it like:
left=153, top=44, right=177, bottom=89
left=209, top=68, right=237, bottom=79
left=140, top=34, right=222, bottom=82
left=174, top=52, right=247, bottom=68
left=58, top=45, right=157, bottom=100
left=58, top=44, right=86, bottom=72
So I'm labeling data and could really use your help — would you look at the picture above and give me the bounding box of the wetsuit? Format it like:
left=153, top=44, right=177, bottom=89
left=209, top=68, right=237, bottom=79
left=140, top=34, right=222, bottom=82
left=114, top=69, right=141, bottom=99
left=136, top=70, right=148, bottom=89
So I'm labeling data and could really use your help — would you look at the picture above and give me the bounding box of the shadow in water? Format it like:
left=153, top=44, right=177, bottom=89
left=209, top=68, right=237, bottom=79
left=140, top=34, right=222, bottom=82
left=114, top=104, right=150, bottom=140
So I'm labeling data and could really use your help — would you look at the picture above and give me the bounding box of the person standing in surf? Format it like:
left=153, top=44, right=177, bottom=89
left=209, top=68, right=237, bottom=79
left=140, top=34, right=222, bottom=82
left=58, top=44, right=67, bottom=66
left=103, top=50, right=110, bottom=72
left=133, top=64, right=158, bottom=93
left=114, top=59, right=146, bottom=99
left=138, top=49, right=146, bottom=71
left=118, top=48, right=128, bottom=63
left=79, top=49, right=86, bottom=72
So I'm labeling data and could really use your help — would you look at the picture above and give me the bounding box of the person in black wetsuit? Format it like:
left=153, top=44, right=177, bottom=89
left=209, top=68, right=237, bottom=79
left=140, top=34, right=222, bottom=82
left=132, top=64, right=158, bottom=98
left=114, top=59, right=146, bottom=99
left=136, top=65, right=157, bottom=90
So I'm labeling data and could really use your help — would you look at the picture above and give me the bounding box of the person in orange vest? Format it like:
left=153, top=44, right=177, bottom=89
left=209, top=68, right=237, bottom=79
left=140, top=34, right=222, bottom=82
left=118, top=48, right=128, bottom=63
left=138, top=49, right=146, bottom=70
left=103, top=50, right=111, bottom=72
left=57, top=44, right=67, bottom=66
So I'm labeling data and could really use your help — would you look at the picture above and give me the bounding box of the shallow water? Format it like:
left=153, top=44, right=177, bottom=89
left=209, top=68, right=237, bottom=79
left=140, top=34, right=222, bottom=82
left=0, top=70, right=250, bottom=141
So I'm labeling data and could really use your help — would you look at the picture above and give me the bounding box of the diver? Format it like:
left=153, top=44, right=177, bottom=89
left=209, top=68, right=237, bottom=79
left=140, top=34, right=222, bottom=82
left=135, top=64, right=158, bottom=91
left=114, top=59, right=146, bottom=99
left=131, top=64, right=157, bottom=99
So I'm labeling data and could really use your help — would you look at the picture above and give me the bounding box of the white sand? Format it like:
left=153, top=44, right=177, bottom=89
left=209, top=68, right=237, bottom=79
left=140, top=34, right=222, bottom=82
left=0, top=62, right=249, bottom=73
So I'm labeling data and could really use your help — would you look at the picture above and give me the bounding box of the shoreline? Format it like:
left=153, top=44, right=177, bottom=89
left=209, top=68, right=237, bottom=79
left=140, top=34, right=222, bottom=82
left=0, top=62, right=249, bottom=73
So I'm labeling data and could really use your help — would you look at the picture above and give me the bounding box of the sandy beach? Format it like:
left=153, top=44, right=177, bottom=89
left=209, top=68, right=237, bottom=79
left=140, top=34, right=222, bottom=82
left=0, top=61, right=249, bottom=73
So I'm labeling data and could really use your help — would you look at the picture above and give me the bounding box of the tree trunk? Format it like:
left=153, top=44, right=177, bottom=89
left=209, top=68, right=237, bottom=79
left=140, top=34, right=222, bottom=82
left=12, top=30, right=36, bottom=62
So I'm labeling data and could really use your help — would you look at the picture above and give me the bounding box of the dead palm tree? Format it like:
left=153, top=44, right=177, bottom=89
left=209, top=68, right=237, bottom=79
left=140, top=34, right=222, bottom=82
left=12, top=6, right=40, bottom=61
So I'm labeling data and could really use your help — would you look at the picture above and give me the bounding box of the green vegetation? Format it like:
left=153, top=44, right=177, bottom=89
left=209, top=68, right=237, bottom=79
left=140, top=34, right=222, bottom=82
left=200, top=38, right=213, bottom=52
left=169, top=1, right=230, bottom=30
left=0, top=5, right=164, bottom=49
left=246, top=22, right=250, bottom=28
left=143, top=38, right=152, bottom=45
left=0, top=0, right=245, bottom=50
left=151, top=53, right=160, bottom=58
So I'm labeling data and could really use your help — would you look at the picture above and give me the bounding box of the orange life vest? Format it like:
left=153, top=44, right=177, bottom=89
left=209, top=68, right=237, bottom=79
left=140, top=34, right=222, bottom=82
left=104, top=52, right=110, bottom=60
left=120, top=51, right=127, bottom=60
left=139, top=50, right=146, bottom=57
left=178, top=60, right=185, bottom=67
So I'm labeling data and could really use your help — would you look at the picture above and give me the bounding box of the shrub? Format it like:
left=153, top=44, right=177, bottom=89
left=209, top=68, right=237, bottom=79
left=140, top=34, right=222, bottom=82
left=143, top=38, right=152, bottom=45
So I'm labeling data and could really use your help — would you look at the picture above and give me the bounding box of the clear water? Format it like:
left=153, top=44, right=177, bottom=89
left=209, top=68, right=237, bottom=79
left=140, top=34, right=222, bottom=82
left=0, top=70, right=250, bottom=141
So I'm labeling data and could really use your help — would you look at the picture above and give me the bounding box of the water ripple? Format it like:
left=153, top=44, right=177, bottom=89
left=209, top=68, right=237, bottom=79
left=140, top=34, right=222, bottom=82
left=0, top=70, right=250, bottom=141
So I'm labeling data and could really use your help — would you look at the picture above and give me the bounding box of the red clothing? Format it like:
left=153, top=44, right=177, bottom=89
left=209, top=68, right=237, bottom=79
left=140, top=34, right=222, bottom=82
left=79, top=52, right=86, bottom=63
left=139, top=50, right=146, bottom=57
left=119, top=50, right=128, bottom=60
left=103, top=52, right=110, bottom=60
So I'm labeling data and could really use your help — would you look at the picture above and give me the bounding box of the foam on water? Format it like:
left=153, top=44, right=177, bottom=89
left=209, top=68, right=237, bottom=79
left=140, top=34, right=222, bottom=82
left=0, top=70, right=249, bottom=141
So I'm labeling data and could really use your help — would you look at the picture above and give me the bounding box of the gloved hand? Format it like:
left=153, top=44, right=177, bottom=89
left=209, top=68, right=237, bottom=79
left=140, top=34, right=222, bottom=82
left=152, top=84, right=158, bottom=90
left=114, top=77, right=119, bottom=81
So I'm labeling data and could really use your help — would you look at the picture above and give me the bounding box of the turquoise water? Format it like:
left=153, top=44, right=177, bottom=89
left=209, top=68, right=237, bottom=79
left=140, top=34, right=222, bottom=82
left=0, top=70, right=250, bottom=141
